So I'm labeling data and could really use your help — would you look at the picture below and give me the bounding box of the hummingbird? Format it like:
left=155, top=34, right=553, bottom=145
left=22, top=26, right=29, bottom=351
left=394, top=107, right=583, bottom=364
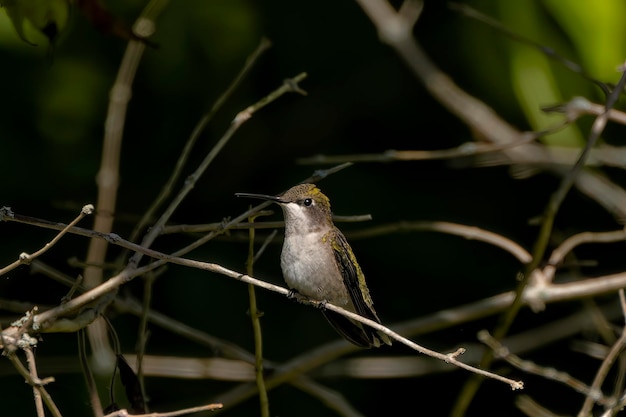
left=236, top=183, right=391, bottom=348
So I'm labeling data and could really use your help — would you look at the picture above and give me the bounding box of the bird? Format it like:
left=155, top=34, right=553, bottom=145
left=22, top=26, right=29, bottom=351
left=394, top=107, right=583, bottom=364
left=236, top=183, right=391, bottom=348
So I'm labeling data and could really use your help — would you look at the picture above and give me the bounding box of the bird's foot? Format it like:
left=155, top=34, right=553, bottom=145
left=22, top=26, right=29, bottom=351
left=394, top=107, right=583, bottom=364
left=287, top=289, right=311, bottom=304
left=316, top=299, right=328, bottom=311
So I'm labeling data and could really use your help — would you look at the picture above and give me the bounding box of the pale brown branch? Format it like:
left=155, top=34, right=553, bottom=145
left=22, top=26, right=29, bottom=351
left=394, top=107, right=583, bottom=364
left=160, top=213, right=372, bottom=235
left=0, top=204, right=93, bottom=277
left=5, top=347, right=62, bottom=417
left=578, top=290, right=626, bottom=416
left=25, top=347, right=46, bottom=417
left=78, top=329, right=104, bottom=417
left=102, top=403, right=223, bottom=417
left=127, top=72, right=308, bottom=271
left=2, top=213, right=523, bottom=388
left=84, top=0, right=172, bottom=379
left=542, top=228, right=626, bottom=285
left=544, top=96, right=626, bottom=126
left=348, top=221, right=532, bottom=264
left=317, top=300, right=523, bottom=390
left=6, top=207, right=626, bottom=340
left=124, top=37, right=272, bottom=248
left=352, top=0, right=626, bottom=226
left=479, top=330, right=605, bottom=404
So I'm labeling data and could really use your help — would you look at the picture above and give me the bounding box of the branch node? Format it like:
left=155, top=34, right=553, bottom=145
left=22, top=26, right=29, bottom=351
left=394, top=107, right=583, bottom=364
left=283, top=76, right=308, bottom=96
left=17, top=333, right=39, bottom=349
left=11, top=307, right=38, bottom=329
left=81, top=204, right=95, bottom=215
left=18, top=252, right=32, bottom=263
left=446, top=347, right=466, bottom=361
left=0, top=206, right=14, bottom=221
left=233, top=108, right=253, bottom=124
left=510, top=380, right=524, bottom=391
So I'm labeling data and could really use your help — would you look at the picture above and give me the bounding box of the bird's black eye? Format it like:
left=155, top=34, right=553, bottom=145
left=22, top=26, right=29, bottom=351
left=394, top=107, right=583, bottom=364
left=303, top=198, right=313, bottom=206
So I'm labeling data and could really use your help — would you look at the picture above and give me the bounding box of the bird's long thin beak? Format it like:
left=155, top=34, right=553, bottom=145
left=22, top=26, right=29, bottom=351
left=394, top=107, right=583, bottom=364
left=235, top=192, right=283, bottom=203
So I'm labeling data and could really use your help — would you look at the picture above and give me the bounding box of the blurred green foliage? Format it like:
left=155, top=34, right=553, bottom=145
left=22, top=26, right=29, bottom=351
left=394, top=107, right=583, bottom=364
left=0, top=0, right=70, bottom=45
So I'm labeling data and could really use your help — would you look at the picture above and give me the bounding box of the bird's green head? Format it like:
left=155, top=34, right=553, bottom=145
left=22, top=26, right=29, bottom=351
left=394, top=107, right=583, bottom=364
left=236, top=183, right=334, bottom=233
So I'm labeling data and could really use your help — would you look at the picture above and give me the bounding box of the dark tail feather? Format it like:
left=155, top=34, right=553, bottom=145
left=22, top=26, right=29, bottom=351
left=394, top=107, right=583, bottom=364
left=322, top=310, right=390, bottom=348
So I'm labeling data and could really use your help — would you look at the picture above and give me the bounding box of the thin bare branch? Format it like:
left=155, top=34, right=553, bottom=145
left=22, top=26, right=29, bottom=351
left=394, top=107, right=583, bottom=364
left=542, top=228, right=626, bottom=285
left=3, top=213, right=523, bottom=388
left=0, top=204, right=93, bottom=277
left=79, top=329, right=104, bottom=417
left=245, top=213, right=270, bottom=417
left=124, top=37, right=272, bottom=249
left=127, top=72, right=308, bottom=271
left=84, top=0, right=173, bottom=380
left=160, top=213, right=371, bottom=235
left=479, top=330, right=605, bottom=404
left=102, top=403, right=223, bottom=417
left=348, top=221, right=532, bottom=264
left=5, top=348, right=62, bottom=417
left=24, top=347, right=46, bottom=417
left=579, top=290, right=626, bottom=416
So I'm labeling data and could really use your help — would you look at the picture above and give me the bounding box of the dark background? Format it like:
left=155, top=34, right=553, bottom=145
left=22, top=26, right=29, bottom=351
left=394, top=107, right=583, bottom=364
left=1, top=0, right=625, bottom=416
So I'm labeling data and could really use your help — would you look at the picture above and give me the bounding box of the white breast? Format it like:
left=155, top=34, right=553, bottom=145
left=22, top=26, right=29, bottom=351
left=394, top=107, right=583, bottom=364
left=280, top=231, right=349, bottom=306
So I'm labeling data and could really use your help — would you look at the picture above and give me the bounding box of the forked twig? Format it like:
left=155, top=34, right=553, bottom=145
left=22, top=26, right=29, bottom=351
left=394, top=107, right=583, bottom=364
left=0, top=204, right=94, bottom=277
